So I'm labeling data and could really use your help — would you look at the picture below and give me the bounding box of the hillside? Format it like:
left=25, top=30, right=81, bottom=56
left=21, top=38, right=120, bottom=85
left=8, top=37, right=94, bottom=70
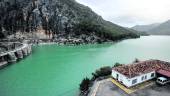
left=127, top=28, right=149, bottom=36
left=132, top=20, right=170, bottom=35
left=132, top=23, right=160, bottom=32
left=0, top=0, right=139, bottom=43
left=148, top=20, right=170, bottom=35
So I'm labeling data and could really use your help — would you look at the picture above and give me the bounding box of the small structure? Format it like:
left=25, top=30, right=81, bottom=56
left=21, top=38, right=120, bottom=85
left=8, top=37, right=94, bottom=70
left=112, top=60, right=170, bottom=87
left=157, top=69, right=170, bottom=79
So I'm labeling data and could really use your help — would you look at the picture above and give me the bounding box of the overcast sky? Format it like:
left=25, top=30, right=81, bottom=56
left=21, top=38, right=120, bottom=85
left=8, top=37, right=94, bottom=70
left=76, top=0, right=170, bottom=27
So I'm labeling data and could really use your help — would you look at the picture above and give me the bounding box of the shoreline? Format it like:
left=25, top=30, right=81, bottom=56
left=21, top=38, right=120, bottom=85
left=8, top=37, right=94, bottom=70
left=33, top=38, right=141, bottom=46
left=2, top=31, right=141, bottom=46
left=31, top=41, right=122, bottom=47
left=30, top=36, right=141, bottom=46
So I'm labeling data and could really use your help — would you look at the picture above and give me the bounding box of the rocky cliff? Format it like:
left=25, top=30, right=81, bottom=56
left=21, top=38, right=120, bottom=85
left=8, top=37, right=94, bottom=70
left=0, top=0, right=139, bottom=43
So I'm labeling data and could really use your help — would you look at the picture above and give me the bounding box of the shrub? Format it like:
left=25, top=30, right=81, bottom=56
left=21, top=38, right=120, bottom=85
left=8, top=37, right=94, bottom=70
left=92, top=66, right=112, bottom=80
left=79, top=77, right=90, bottom=93
left=113, top=62, right=123, bottom=67
left=133, top=58, right=140, bottom=63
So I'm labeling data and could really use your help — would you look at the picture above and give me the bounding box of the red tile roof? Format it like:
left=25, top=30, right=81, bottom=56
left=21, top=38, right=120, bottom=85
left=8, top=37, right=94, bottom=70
left=157, top=69, right=170, bottom=78
left=113, top=60, right=170, bottom=78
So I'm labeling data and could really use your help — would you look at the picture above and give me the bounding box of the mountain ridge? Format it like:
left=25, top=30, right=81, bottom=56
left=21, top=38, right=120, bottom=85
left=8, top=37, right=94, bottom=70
left=132, top=20, right=170, bottom=35
left=148, top=20, right=170, bottom=35
left=132, top=23, right=160, bottom=32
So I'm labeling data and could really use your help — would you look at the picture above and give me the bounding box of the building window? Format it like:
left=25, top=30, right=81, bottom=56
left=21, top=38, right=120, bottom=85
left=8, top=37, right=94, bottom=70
left=151, top=73, right=155, bottom=77
left=141, top=76, right=145, bottom=81
left=145, top=75, right=147, bottom=79
left=116, top=74, right=119, bottom=80
left=132, top=79, right=137, bottom=84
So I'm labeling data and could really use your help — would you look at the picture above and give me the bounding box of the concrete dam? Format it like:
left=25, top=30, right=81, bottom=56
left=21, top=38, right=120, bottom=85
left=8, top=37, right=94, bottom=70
left=0, top=42, right=32, bottom=68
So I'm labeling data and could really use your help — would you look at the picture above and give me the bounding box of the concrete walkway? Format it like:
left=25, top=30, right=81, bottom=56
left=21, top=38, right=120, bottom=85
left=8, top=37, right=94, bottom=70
left=111, top=78, right=155, bottom=94
left=88, top=79, right=111, bottom=96
left=88, top=78, right=155, bottom=96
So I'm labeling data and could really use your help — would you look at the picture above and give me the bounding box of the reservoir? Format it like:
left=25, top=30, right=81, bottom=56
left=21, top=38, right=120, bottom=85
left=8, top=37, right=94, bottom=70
left=0, top=36, right=170, bottom=96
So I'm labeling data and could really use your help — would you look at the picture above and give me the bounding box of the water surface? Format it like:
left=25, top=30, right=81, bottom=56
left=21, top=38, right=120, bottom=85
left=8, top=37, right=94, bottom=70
left=0, top=36, right=170, bottom=96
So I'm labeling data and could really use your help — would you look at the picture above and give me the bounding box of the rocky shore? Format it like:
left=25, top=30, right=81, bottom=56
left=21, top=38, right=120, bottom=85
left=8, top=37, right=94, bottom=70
left=5, top=31, right=137, bottom=46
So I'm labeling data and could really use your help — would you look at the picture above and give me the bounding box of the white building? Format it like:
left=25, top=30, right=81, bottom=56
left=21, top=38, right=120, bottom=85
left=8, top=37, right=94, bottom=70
left=112, top=60, right=170, bottom=87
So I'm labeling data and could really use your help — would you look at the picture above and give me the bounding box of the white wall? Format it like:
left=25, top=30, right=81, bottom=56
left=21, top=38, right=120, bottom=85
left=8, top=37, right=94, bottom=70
left=112, top=70, right=156, bottom=87
left=112, top=70, right=132, bottom=87
left=128, top=71, right=156, bottom=87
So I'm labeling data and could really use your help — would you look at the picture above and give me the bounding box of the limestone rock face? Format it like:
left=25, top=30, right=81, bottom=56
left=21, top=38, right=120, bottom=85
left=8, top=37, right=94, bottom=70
left=0, top=0, right=138, bottom=41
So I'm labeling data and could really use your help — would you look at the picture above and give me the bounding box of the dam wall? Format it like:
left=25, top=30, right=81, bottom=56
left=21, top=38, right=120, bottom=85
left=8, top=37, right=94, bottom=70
left=0, top=42, right=32, bottom=68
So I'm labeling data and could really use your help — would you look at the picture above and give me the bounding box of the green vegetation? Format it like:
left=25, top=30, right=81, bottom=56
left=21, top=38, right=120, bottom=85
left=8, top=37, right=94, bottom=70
left=133, top=58, right=140, bottom=63
left=128, top=28, right=149, bottom=36
left=79, top=66, right=112, bottom=96
left=79, top=61, right=126, bottom=95
left=113, top=62, right=124, bottom=67
left=79, top=77, right=91, bottom=96
left=66, top=0, right=139, bottom=40
left=91, top=66, right=112, bottom=80
left=74, top=19, right=139, bottom=41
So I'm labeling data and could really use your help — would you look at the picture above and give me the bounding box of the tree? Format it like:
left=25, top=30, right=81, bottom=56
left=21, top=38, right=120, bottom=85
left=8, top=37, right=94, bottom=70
left=133, top=58, right=140, bottom=63
left=113, top=62, right=123, bottom=67
left=92, top=66, right=112, bottom=80
left=79, top=77, right=90, bottom=93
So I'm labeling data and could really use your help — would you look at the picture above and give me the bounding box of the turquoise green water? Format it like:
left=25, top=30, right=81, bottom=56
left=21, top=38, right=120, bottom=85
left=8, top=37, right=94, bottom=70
left=0, top=36, right=170, bottom=96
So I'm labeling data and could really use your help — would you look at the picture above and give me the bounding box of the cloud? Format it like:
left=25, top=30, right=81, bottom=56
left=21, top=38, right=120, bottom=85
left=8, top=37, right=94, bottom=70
left=76, top=0, right=170, bottom=27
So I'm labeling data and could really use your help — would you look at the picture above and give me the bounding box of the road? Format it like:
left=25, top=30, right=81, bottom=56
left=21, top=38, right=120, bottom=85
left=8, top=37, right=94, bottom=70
left=94, top=80, right=170, bottom=96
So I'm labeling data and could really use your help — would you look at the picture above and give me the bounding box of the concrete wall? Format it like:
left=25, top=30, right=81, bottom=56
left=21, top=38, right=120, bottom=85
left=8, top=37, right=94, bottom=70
left=112, top=70, right=156, bottom=87
left=0, top=43, right=32, bottom=68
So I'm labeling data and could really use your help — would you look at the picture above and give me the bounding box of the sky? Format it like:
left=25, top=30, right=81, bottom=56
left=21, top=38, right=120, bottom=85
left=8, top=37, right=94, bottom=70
left=76, top=0, right=170, bottom=27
